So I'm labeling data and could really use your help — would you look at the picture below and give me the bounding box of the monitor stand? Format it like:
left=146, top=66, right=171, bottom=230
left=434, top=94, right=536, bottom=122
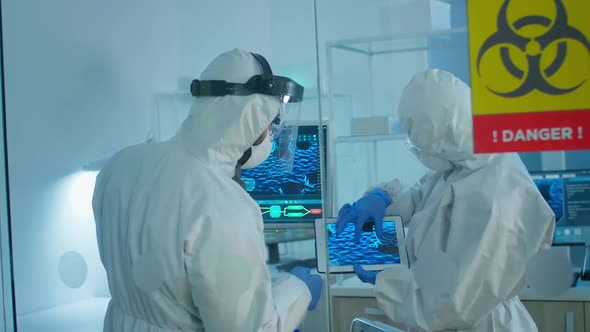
left=264, top=228, right=315, bottom=264
left=266, top=244, right=317, bottom=269
left=267, top=243, right=281, bottom=264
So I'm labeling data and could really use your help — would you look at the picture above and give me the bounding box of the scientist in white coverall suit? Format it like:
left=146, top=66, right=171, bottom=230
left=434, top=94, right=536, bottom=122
left=92, top=49, right=322, bottom=332
left=336, top=69, right=555, bottom=332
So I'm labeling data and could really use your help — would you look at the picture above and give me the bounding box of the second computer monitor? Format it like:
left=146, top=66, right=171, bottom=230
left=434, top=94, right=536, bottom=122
left=531, top=169, right=590, bottom=245
left=241, top=124, right=327, bottom=228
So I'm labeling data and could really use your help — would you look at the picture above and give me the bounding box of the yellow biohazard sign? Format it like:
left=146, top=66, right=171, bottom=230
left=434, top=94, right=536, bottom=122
left=467, top=0, right=590, bottom=152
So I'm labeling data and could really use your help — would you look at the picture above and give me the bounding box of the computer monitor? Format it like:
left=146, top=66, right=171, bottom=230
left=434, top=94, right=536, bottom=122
left=241, top=124, right=327, bottom=229
left=530, top=169, right=590, bottom=245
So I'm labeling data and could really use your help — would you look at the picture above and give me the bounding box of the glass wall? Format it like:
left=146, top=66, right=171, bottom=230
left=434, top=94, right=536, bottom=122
left=315, top=0, right=590, bottom=330
left=0, top=7, right=16, bottom=330
left=1, top=0, right=326, bottom=331
left=314, top=1, right=451, bottom=329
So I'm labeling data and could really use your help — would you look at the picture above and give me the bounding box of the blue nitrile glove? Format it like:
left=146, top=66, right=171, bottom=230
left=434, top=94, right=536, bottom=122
left=354, top=263, right=380, bottom=285
left=290, top=267, right=323, bottom=310
left=335, top=188, right=392, bottom=243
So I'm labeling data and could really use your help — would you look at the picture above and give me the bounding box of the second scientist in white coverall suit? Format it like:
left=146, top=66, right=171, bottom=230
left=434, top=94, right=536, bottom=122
left=336, top=69, right=555, bottom=332
left=92, top=49, right=322, bottom=332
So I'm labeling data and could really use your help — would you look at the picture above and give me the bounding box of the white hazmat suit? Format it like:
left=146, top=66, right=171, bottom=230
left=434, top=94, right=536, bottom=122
left=370, top=70, right=555, bottom=331
left=92, top=49, right=312, bottom=332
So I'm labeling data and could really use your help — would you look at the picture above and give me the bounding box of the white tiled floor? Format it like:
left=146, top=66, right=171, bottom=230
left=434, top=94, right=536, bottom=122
left=18, top=297, right=109, bottom=332
left=16, top=239, right=318, bottom=332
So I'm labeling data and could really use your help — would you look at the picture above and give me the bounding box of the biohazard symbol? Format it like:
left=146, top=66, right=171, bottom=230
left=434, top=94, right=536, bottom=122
left=476, top=0, right=590, bottom=98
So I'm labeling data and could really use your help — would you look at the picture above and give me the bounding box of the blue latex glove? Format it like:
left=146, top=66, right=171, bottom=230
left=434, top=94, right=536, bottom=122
left=354, top=263, right=380, bottom=285
left=335, top=188, right=392, bottom=243
left=290, top=267, right=323, bottom=310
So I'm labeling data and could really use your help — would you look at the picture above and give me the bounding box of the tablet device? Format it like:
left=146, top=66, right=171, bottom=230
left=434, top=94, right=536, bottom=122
left=315, top=216, right=408, bottom=273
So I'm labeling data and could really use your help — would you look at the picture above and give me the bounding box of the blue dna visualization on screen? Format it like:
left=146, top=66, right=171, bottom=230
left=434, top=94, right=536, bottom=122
left=533, top=175, right=564, bottom=222
left=531, top=169, right=590, bottom=244
left=241, top=125, right=326, bottom=224
left=327, top=221, right=400, bottom=266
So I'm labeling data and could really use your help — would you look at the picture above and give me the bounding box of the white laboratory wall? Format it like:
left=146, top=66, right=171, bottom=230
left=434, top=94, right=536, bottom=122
left=2, top=0, right=183, bottom=316
left=175, top=0, right=274, bottom=80
left=2, top=0, right=291, bottom=323
left=154, top=0, right=277, bottom=141
left=268, top=1, right=318, bottom=90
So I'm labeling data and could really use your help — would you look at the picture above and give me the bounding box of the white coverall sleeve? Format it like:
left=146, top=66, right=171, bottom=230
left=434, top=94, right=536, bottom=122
left=366, top=174, right=431, bottom=224
left=185, top=215, right=311, bottom=332
left=374, top=185, right=554, bottom=331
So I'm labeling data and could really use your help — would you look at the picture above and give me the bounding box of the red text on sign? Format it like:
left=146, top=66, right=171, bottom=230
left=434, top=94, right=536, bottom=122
left=498, top=127, right=577, bottom=143
left=473, top=109, right=590, bottom=153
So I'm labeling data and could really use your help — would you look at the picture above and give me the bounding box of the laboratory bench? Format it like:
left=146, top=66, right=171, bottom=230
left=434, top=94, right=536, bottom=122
left=330, top=276, right=590, bottom=332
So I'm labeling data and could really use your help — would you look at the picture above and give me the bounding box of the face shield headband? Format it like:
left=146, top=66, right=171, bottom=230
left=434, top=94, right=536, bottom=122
left=190, top=53, right=304, bottom=104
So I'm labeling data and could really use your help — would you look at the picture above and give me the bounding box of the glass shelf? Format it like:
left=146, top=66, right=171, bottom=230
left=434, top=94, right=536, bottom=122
left=334, top=134, right=406, bottom=143
left=327, top=27, right=468, bottom=55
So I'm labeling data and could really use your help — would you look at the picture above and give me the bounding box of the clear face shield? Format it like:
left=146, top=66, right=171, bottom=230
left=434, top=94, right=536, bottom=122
left=190, top=52, right=304, bottom=173
left=405, top=138, right=420, bottom=156
left=269, top=101, right=302, bottom=173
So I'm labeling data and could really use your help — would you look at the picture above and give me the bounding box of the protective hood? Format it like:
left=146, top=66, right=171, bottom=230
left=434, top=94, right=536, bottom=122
left=398, top=69, right=492, bottom=169
left=176, top=49, right=280, bottom=177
